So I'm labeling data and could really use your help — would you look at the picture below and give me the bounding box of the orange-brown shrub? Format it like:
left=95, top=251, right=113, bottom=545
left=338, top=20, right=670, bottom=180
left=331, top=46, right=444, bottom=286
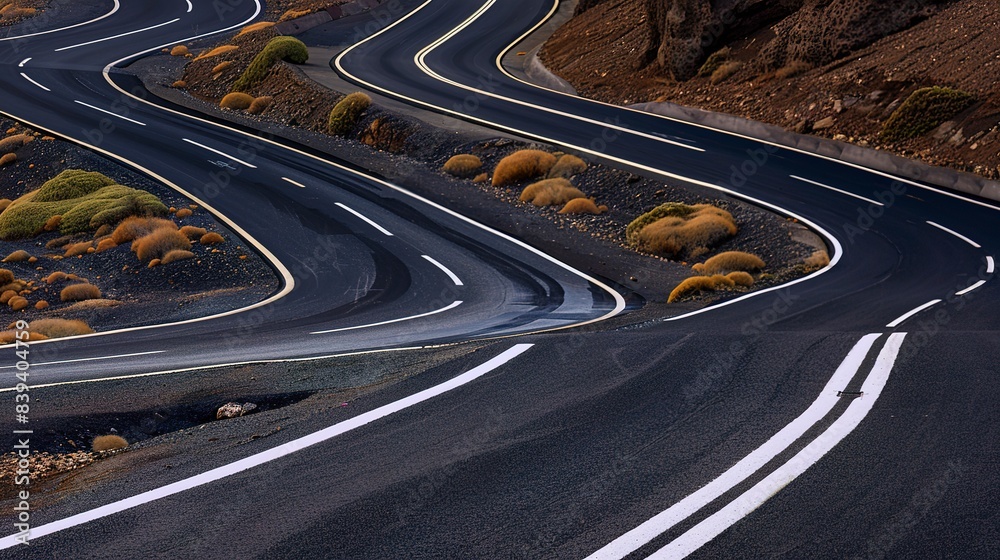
left=34, top=300, right=48, bottom=310
left=161, top=249, right=195, bottom=265
left=148, top=259, right=160, bottom=268
left=279, top=9, right=311, bottom=21
left=220, top=92, right=253, bottom=110
left=170, top=45, right=189, bottom=56
left=667, top=274, right=735, bottom=302
left=0, top=331, right=47, bottom=344
left=247, top=96, right=273, bottom=115
left=132, top=228, right=192, bottom=261
left=559, top=198, right=607, bottom=215
left=200, top=232, right=225, bottom=245
left=111, top=216, right=177, bottom=244
left=442, top=154, right=483, bottom=178
left=8, top=296, right=28, bottom=311
left=175, top=208, right=193, bottom=219
left=92, top=435, right=128, bottom=452
left=236, top=21, right=274, bottom=36
left=179, top=225, right=207, bottom=239
left=45, top=272, right=67, bottom=284
left=0, top=268, right=14, bottom=285
left=2, top=250, right=30, bottom=263
left=519, top=178, right=586, bottom=206
left=43, top=215, right=62, bottom=231
left=804, top=249, right=830, bottom=270
left=211, top=61, right=232, bottom=75
left=0, top=199, right=12, bottom=212
left=473, top=173, right=488, bottom=183
left=629, top=204, right=737, bottom=258
left=775, top=60, right=813, bottom=80
left=710, top=61, right=742, bottom=84
left=60, top=283, right=101, bottom=302
left=548, top=154, right=588, bottom=179
left=0, top=153, right=15, bottom=167
left=26, top=318, right=93, bottom=338
left=0, top=290, right=17, bottom=304
left=492, top=150, right=557, bottom=186
left=692, top=251, right=765, bottom=275
left=194, top=45, right=238, bottom=60
left=727, top=271, right=755, bottom=287
left=172, top=80, right=187, bottom=88
left=95, top=238, right=117, bottom=252
left=63, top=241, right=93, bottom=257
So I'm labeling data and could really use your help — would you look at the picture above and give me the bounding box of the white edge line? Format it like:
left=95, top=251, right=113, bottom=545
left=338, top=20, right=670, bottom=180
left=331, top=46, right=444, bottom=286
left=0, top=351, right=164, bottom=370
left=186, top=0, right=193, bottom=13
left=19, top=72, right=50, bottom=92
left=886, top=299, right=941, bottom=328
left=422, top=254, right=464, bottom=286
left=652, top=333, right=908, bottom=559
left=0, top=1, right=120, bottom=43
left=17, top=57, right=31, bottom=67
left=789, top=175, right=883, bottom=206
left=95, top=0, right=627, bottom=336
left=956, top=280, right=987, bottom=296
left=926, top=221, right=981, bottom=248
left=74, top=100, right=146, bottom=126
left=0, top=344, right=533, bottom=549
left=54, top=17, right=181, bottom=51
left=182, top=137, right=257, bottom=168
left=310, top=300, right=463, bottom=335
left=584, top=333, right=883, bottom=560
left=281, top=177, right=306, bottom=188
left=496, top=1, right=1000, bottom=214
left=987, top=256, right=995, bottom=274
left=335, top=202, right=394, bottom=236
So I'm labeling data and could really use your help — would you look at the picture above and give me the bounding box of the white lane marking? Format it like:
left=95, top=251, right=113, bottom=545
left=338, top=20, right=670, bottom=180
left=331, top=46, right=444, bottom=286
left=74, top=100, right=147, bottom=126
left=185, top=0, right=193, bottom=12
left=497, top=2, right=1000, bottom=214
left=182, top=138, right=257, bottom=168
left=335, top=5, right=838, bottom=324
left=789, top=175, right=883, bottom=206
left=422, top=255, right=464, bottom=286
left=887, top=299, right=941, bottom=328
left=585, top=334, right=882, bottom=560
left=926, top=221, right=981, bottom=248
left=18, top=57, right=31, bottom=67
left=0, top=351, right=164, bottom=370
left=335, top=202, right=394, bottom=236
left=650, top=334, right=907, bottom=559
left=0, top=344, right=533, bottom=549
left=956, top=280, right=987, bottom=296
left=988, top=256, right=995, bottom=274
left=408, top=1, right=702, bottom=153
left=19, top=72, right=50, bottom=92
left=281, top=177, right=306, bottom=188
left=55, top=18, right=181, bottom=51
left=0, top=1, right=120, bottom=43
left=311, top=300, right=463, bottom=335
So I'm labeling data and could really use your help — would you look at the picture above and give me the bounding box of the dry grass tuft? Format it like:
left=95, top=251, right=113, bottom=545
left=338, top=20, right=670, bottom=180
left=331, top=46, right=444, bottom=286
left=220, top=92, right=254, bottom=110
left=236, top=21, right=274, bottom=37
left=247, top=96, right=273, bottom=115
left=92, top=435, right=127, bottom=452
left=775, top=60, right=813, bottom=79
left=26, top=318, right=94, bottom=338
left=804, top=249, right=830, bottom=270
left=170, top=45, right=189, bottom=57
left=492, top=150, right=557, bottom=186
left=172, top=80, right=187, bottom=88
left=212, top=61, right=233, bottom=75
left=60, top=283, right=101, bottom=302
left=161, top=249, right=195, bottom=265
left=2, top=250, right=30, bottom=263
left=328, top=92, right=371, bottom=136
left=111, top=216, right=176, bottom=244
left=548, top=154, right=588, bottom=178
left=710, top=61, right=743, bottom=85
left=279, top=9, right=311, bottom=21
left=200, top=232, right=225, bottom=245
left=132, top=228, right=192, bottom=261
left=692, top=251, right=765, bottom=275
left=627, top=203, right=737, bottom=258
left=442, top=154, right=483, bottom=178
left=559, top=198, right=607, bottom=215
left=520, top=178, right=586, bottom=206
left=697, top=47, right=731, bottom=78
left=194, top=45, right=238, bottom=61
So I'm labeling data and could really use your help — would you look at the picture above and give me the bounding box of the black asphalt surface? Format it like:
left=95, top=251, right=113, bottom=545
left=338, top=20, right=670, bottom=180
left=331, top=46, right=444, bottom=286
left=1, top=1, right=998, bottom=559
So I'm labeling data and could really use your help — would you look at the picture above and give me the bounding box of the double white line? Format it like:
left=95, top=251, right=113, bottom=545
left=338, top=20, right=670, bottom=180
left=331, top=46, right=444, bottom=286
left=589, top=333, right=908, bottom=559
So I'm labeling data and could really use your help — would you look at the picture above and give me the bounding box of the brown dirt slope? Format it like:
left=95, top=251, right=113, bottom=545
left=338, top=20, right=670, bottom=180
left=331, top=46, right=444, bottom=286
left=542, top=0, right=1000, bottom=180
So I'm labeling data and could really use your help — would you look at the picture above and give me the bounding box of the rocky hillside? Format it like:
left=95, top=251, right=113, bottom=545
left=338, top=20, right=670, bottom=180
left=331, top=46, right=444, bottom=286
left=541, top=0, right=1000, bottom=180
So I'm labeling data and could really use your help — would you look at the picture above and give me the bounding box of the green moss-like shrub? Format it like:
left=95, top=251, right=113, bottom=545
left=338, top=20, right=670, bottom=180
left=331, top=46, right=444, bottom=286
left=231, top=36, right=309, bottom=93
left=328, top=92, right=372, bottom=136
left=880, top=87, right=975, bottom=142
left=697, top=47, right=731, bottom=78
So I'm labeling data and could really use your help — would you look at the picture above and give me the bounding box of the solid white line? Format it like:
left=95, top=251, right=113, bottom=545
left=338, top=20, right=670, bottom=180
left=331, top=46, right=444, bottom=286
left=182, top=138, right=257, bottom=168
left=281, top=177, right=306, bottom=188
left=988, top=256, right=995, bottom=274
left=926, top=221, right=981, bottom=248
left=185, top=0, right=193, bottom=12
left=55, top=18, right=180, bottom=51
left=585, top=334, right=882, bottom=560
left=0, top=1, right=120, bottom=43
left=335, top=202, right=394, bottom=236
left=0, top=344, right=533, bottom=549
left=789, top=175, right=883, bottom=206
left=956, top=280, right=987, bottom=296
left=74, top=100, right=147, bottom=126
left=19, top=72, right=50, bottom=92
left=887, top=299, right=941, bottom=328
left=0, top=351, right=164, bottom=370
left=18, top=57, right=30, bottom=67
left=650, top=334, right=907, bottom=559
left=422, top=255, right=464, bottom=286
left=310, top=300, right=463, bottom=335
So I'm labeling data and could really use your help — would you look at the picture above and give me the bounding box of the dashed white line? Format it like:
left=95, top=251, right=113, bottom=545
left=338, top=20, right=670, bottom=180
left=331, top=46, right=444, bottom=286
left=17, top=58, right=30, bottom=67
left=422, top=255, right=464, bottom=286
left=789, top=175, right=883, bottom=206
left=650, top=334, right=908, bottom=559
left=19, top=73, right=50, bottom=92
left=887, top=299, right=942, bottom=328
left=0, top=1, right=120, bottom=43
left=0, top=351, right=164, bottom=370
left=55, top=18, right=180, bottom=51
left=74, top=100, right=146, bottom=126
left=281, top=177, right=306, bottom=188
left=585, top=334, right=882, bottom=560
left=987, top=256, right=995, bottom=274
left=926, top=221, right=981, bottom=248
left=0, top=344, right=533, bottom=550
left=311, top=300, right=463, bottom=335
left=335, top=202, right=393, bottom=236
left=181, top=138, right=257, bottom=168
left=956, top=280, right=987, bottom=296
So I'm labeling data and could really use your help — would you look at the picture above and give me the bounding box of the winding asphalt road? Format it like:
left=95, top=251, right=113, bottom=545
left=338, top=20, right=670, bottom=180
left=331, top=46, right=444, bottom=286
left=1, top=0, right=998, bottom=558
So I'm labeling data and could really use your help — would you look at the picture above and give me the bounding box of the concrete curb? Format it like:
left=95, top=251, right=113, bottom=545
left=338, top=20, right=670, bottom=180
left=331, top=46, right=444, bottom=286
left=275, top=0, right=389, bottom=36
left=524, top=44, right=577, bottom=95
